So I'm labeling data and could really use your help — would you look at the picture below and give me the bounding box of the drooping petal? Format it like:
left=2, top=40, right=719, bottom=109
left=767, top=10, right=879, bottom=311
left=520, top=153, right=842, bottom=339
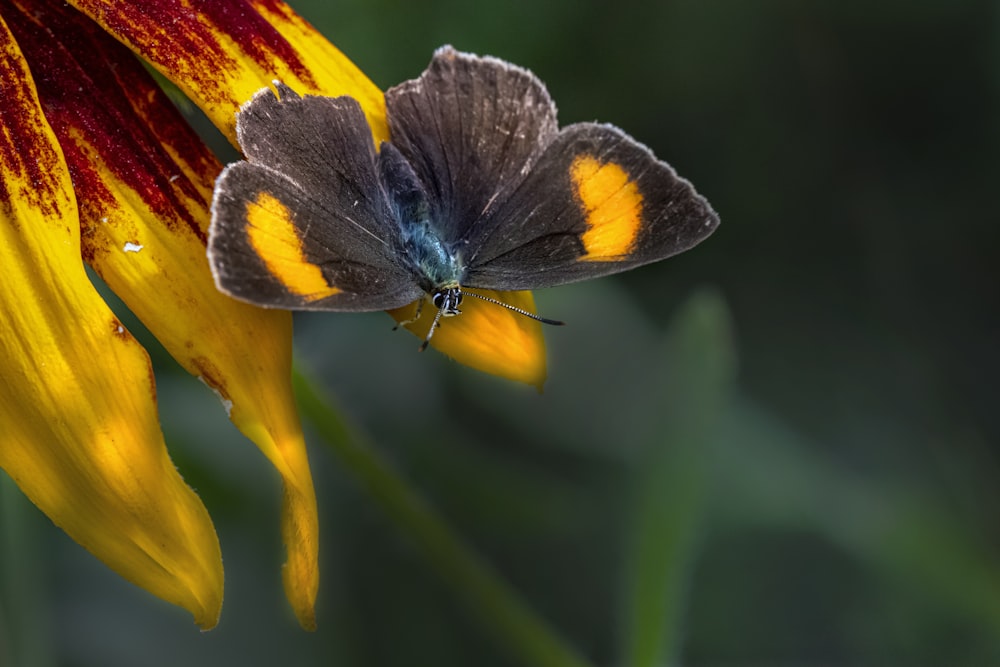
left=66, top=0, right=388, bottom=144
left=0, top=14, right=222, bottom=629
left=69, top=0, right=550, bottom=384
left=2, top=0, right=318, bottom=628
left=388, top=291, right=547, bottom=389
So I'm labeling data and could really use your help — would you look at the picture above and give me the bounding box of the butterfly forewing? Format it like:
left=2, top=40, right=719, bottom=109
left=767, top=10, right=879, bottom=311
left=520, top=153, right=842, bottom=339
left=385, top=46, right=559, bottom=245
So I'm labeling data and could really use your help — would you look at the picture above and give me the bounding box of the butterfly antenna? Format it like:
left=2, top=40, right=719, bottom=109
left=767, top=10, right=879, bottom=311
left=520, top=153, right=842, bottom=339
left=462, top=290, right=565, bottom=326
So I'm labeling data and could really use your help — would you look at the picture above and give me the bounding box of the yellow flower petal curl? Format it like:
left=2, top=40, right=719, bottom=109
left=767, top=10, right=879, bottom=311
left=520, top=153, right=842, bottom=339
left=0, top=14, right=222, bottom=629
left=3, top=0, right=319, bottom=629
left=388, top=291, right=548, bottom=389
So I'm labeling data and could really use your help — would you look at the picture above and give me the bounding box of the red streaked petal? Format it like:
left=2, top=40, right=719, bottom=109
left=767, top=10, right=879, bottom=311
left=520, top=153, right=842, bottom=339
left=66, top=0, right=388, bottom=143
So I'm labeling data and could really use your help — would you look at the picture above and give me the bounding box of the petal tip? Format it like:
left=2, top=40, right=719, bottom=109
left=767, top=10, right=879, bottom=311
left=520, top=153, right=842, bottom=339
left=283, top=564, right=318, bottom=631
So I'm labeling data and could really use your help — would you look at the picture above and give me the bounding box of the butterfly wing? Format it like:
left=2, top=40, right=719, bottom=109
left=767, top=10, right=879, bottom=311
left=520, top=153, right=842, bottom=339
left=385, top=45, right=558, bottom=245
left=209, top=85, right=423, bottom=311
left=461, top=122, right=720, bottom=290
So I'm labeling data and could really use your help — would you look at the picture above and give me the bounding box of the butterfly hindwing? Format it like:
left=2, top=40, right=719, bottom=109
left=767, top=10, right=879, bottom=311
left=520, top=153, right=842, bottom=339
left=385, top=45, right=558, bottom=245
left=462, top=122, right=720, bottom=291
left=208, top=86, right=423, bottom=311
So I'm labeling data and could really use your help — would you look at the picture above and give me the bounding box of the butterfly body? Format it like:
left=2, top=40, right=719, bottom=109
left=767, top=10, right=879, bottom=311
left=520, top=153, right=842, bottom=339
left=208, top=46, right=719, bottom=334
left=377, top=141, right=463, bottom=308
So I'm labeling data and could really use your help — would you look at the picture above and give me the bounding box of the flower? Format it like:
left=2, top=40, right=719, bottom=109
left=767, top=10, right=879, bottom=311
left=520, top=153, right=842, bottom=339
left=66, top=0, right=549, bottom=388
left=0, top=0, right=547, bottom=632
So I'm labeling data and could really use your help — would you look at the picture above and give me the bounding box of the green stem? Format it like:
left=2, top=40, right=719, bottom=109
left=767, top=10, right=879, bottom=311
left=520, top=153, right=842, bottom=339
left=293, top=368, right=595, bottom=667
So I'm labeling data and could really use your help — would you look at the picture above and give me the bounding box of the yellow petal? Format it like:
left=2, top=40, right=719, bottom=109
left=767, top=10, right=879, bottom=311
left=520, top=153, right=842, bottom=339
left=388, top=291, right=548, bottom=389
left=66, top=0, right=388, bottom=144
left=5, top=0, right=319, bottom=628
left=0, top=15, right=222, bottom=629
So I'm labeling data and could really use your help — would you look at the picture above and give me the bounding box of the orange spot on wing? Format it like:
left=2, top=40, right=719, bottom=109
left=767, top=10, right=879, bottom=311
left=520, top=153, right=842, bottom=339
left=245, top=192, right=341, bottom=301
left=570, top=155, right=643, bottom=261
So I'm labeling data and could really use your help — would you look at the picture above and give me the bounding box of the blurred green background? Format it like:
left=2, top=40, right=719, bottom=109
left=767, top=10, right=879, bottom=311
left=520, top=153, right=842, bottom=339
left=2, top=0, right=998, bottom=665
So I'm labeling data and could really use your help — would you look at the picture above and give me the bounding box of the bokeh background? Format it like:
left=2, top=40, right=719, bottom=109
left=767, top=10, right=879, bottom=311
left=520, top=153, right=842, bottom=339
left=2, top=0, right=998, bottom=665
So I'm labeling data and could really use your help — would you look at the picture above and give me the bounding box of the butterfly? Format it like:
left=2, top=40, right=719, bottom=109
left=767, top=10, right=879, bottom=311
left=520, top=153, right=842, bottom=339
left=208, top=45, right=719, bottom=349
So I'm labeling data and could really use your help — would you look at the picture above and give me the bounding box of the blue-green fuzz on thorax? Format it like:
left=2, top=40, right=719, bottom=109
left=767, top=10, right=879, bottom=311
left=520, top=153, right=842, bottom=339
left=378, top=141, right=465, bottom=316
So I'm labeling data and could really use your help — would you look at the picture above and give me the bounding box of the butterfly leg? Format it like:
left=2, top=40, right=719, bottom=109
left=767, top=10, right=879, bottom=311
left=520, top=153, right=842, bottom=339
left=392, top=296, right=426, bottom=330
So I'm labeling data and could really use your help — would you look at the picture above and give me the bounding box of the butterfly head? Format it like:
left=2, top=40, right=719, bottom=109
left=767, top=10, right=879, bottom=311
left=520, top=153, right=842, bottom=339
left=431, top=286, right=463, bottom=317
